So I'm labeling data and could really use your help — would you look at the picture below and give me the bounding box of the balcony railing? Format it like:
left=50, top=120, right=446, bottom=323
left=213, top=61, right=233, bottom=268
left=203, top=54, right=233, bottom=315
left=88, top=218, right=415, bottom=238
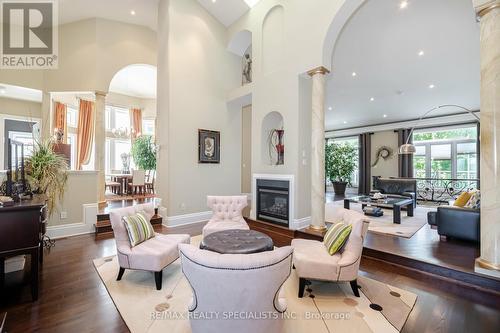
left=413, top=177, right=479, bottom=203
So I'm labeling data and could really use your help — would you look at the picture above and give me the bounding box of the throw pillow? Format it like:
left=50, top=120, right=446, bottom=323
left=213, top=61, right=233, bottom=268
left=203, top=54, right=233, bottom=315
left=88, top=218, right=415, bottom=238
left=323, top=222, right=352, bottom=255
left=454, top=191, right=472, bottom=207
left=123, top=212, right=155, bottom=247
left=464, top=190, right=481, bottom=209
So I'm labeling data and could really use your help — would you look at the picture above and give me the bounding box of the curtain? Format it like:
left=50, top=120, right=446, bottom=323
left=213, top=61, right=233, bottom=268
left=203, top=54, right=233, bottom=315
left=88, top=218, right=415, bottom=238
left=76, top=99, right=95, bottom=170
left=53, top=101, right=67, bottom=142
left=397, top=128, right=414, bottom=178
left=358, top=133, right=372, bottom=195
left=131, top=108, right=142, bottom=139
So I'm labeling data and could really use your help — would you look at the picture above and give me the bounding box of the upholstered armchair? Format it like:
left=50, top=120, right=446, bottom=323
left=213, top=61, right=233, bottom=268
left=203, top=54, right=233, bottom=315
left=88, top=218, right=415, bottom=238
left=179, top=243, right=293, bottom=333
left=291, top=208, right=369, bottom=298
left=109, top=203, right=190, bottom=290
left=202, top=195, right=250, bottom=237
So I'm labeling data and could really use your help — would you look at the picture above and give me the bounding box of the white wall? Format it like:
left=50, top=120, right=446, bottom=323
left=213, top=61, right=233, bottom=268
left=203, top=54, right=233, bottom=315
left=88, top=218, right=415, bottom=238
left=161, top=0, right=242, bottom=216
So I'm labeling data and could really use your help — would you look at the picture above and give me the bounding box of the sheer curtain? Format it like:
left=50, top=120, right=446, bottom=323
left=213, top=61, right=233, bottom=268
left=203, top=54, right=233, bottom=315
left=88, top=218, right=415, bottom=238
left=53, top=101, right=67, bottom=142
left=76, top=99, right=95, bottom=170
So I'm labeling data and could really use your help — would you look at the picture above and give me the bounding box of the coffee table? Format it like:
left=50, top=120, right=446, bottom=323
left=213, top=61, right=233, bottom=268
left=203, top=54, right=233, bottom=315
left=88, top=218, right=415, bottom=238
left=344, top=195, right=414, bottom=224
left=200, top=229, right=274, bottom=254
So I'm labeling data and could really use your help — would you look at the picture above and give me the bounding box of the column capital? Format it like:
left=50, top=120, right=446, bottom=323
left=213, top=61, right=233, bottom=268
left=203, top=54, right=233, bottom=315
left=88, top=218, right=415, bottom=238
left=307, top=66, right=330, bottom=77
left=95, top=91, right=107, bottom=97
left=474, top=0, right=500, bottom=18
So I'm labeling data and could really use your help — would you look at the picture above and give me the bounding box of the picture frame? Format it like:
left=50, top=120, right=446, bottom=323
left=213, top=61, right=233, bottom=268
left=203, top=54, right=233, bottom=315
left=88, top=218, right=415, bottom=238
left=198, top=129, right=220, bottom=164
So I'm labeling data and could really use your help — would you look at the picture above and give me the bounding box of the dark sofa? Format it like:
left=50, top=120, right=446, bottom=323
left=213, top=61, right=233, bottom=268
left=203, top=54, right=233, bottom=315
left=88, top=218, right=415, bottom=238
left=427, top=206, right=480, bottom=243
left=371, top=176, right=417, bottom=208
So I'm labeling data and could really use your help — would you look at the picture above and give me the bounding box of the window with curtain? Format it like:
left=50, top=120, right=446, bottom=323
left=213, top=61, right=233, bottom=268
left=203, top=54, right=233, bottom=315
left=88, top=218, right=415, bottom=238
left=412, top=124, right=478, bottom=180
left=105, top=105, right=134, bottom=174
left=326, top=136, right=359, bottom=187
left=66, top=105, right=79, bottom=170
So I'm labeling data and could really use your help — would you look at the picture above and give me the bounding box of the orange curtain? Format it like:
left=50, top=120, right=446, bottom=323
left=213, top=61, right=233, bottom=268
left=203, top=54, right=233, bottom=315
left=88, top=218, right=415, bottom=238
left=131, top=108, right=142, bottom=139
left=76, top=99, right=95, bottom=170
left=53, top=101, right=67, bottom=142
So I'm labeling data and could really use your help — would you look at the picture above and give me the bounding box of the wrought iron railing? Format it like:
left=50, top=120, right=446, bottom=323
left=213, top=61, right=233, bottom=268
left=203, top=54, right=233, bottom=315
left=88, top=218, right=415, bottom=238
left=413, top=177, right=479, bottom=203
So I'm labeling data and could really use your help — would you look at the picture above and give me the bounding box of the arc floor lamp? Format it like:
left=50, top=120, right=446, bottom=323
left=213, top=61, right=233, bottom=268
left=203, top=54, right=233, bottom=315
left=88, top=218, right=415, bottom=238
left=399, top=104, right=481, bottom=154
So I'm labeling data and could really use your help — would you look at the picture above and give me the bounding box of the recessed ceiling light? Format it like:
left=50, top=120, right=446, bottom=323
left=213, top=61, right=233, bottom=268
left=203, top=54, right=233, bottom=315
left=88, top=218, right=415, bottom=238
left=352, top=72, right=357, bottom=77
left=212, top=0, right=217, bottom=3
left=328, top=106, right=332, bottom=111
left=370, top=97, right=375, bottom=101
left=130, top=10, right=136, bottom=15
left=0, top=89, right=5, bottom=94
left=418, top=50, right=424, bottom=56
left=429, top=84, right=435, bottom=89
left=400, top=1, right=408, bottom=9
left=383, top=114, right=388, bottom=118
left=343, top=121, right=348, bottom=124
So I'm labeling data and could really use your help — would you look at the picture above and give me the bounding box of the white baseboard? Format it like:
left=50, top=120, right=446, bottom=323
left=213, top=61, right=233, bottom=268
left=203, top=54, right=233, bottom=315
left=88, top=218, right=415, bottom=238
left=46, top=203, right=97, bottom=239
left=291, top=216, right=311, bottom=230
left=166, top=211, right=212, bottom=227
left=46, top=222, right=94, bottom=239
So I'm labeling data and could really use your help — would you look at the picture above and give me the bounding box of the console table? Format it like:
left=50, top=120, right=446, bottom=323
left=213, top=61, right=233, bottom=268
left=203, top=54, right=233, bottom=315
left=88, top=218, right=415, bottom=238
left=0, top=196, right=47, bottom=301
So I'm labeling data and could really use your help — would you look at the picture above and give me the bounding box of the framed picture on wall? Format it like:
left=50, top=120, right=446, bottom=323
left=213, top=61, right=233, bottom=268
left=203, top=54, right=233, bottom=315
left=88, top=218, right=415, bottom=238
left=198, top=129, right=220, bottom=164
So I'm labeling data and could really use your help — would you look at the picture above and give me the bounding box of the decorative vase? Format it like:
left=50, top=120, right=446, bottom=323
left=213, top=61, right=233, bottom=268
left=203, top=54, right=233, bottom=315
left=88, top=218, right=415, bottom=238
left=275, top=129, right=284, bottom=165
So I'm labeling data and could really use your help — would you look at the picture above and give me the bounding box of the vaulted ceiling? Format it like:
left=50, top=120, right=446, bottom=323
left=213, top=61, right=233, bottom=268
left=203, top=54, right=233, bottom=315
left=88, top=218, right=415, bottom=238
left=325, top=0, right=480, bottom=131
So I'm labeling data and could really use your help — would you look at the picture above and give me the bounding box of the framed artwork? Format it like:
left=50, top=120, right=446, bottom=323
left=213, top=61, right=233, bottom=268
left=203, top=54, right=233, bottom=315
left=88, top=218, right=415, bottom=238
left=198, top=129, right=220, bottom=164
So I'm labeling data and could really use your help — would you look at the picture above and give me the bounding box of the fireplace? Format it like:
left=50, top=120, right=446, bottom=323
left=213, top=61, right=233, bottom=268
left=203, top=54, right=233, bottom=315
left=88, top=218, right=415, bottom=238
left=256, top=179, right=290, bottom=227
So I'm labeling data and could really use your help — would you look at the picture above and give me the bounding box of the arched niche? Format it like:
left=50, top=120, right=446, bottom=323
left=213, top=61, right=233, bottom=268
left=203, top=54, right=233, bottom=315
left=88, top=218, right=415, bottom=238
left=108, top=64, right=157, bottom=99
left=262, top=5, right=284, bottom=75
left=227, top=29, right=252, bottom=57
left=261, top=111, right=284, bottom=165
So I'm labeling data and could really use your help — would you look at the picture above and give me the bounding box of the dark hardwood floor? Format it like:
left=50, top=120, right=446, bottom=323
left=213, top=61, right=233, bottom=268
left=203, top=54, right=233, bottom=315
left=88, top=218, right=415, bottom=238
left=1, top=222, right=499, bottom=333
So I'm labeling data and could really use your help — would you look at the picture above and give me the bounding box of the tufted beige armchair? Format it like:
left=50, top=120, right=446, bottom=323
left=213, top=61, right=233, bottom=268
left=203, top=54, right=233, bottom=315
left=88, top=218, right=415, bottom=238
left=291, top=208, right=369, bottom=298
left=202, top=195, right=250, bottom=237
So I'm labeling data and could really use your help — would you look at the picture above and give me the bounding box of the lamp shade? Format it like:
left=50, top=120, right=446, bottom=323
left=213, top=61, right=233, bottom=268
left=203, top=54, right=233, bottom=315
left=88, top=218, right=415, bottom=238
left=399, top=143, right=416, bottom=155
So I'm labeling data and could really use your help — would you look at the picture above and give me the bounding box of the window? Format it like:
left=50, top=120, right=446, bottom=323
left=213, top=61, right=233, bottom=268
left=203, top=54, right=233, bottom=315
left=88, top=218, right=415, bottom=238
left=66, top=106, right=78, bottom=128
left=413, top=124, right=478, bottom=180
left=327, top=136, right=359, bottom=187
left=66, top=105, right=79, bottom=170
left=106, top=105, right=130, bottom=131
left=142, top=118, right=155, bottom=136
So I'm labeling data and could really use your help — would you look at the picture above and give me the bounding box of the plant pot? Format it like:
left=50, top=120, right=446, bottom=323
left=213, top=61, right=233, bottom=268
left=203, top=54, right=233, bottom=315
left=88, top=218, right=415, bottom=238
left=332, top=181, right=348, bottom=195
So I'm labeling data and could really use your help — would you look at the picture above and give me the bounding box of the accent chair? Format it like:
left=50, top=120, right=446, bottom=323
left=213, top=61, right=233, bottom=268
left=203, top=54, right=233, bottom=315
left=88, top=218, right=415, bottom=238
left=179, top=243, right=293, bottom=333
left=202, top=195, right=250, bottom=237
left=291, top=208, right=369, bottom=298
left=109, top=203, right=190, bottom=290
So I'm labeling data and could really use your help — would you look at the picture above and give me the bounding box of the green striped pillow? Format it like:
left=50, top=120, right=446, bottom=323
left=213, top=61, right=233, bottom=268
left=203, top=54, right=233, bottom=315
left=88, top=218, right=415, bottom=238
left=323, top=222, right=352, bottom=255
left=123, top=212, right=155, bottom=247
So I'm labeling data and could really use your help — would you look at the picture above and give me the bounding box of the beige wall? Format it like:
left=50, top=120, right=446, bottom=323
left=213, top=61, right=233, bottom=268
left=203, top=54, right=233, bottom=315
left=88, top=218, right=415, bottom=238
left=49, top=171, right=98, bottom=226
left=241, top=105, right=252, bottom=193
left=0, top=97, right=42, bottom=119
left=162, top=0, right=242, bottom=216
left=370, top=130, right=399, bottom=187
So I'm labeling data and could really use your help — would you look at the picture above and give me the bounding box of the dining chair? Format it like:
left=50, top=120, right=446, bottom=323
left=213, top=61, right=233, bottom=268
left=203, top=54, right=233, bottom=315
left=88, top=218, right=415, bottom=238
left=145, top=170, right=155, bottom=194
left=128, top=170, right=146, bottom=195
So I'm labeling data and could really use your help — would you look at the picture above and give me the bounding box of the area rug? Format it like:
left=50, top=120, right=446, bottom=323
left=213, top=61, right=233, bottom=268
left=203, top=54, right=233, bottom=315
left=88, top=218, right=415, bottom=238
left=326, top=201, right=431, bottom=238
left=94, top=236, right=417, bottom=333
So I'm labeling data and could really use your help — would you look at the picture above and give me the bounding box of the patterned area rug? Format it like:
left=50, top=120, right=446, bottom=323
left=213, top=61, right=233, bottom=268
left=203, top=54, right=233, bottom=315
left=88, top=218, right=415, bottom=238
left=326, top=202, right=431, bottom=238
left=94, top=236, right=416, bottom=333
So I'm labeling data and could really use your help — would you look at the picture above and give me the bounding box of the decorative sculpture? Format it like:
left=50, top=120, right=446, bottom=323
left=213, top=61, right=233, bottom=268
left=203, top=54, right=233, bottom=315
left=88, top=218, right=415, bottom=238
left=120, top=152, right=131, bottom=174
left=371, top=146, right=393, bottom=167
left=268, top=129, right=284, bottom=165
left=242, top=53, right=252, bottom=85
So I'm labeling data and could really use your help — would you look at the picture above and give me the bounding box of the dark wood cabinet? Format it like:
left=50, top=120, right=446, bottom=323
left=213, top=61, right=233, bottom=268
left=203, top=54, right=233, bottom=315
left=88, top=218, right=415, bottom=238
left=0, top=196, right=47, bottom=301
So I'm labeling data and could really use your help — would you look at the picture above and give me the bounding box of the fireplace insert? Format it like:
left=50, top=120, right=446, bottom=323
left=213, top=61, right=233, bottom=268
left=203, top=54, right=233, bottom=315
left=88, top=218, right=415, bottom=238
left=256, top=179, right=289, bottom=227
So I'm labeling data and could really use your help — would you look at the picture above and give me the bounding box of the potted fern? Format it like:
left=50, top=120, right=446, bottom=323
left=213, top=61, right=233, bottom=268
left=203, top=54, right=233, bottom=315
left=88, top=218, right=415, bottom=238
left=25, top=140, right=68, bottom=216
left=325, top=142, right=357, bottom=195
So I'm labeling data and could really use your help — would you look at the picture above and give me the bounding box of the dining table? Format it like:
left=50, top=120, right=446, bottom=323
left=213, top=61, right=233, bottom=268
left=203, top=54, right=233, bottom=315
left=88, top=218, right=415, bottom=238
left=107, top=173, right=133, bottom=195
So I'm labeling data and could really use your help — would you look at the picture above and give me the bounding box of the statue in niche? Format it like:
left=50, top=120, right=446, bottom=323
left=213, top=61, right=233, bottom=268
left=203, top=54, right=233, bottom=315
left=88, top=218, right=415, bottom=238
left=242, top=53, right=252, bottom=85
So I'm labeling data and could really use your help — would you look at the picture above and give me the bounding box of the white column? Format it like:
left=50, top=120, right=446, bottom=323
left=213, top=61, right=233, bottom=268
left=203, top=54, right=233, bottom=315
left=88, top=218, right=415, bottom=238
left=95, top=91, right=107, bottom=206
left=156, top=0, right=170, bottom=216
left=475, top=0, right=500, bottom=276
left=308, top=66, right=330, bottom=231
